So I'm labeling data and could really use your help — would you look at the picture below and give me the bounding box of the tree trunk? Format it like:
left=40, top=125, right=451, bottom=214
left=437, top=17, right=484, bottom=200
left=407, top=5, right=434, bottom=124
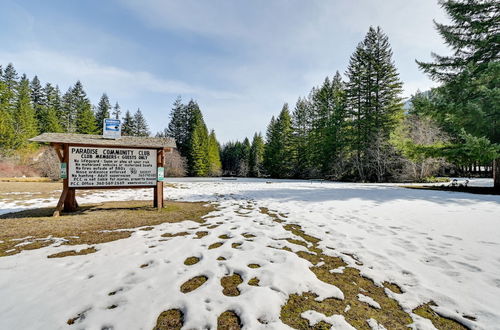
left=494, top=158, right=500, bottom=191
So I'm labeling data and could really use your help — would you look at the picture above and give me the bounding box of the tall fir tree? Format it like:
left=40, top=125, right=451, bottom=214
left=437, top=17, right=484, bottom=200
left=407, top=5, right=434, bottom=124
left=40, top=83, right=63, bottom=133
left=112, top=102, right=121, bottom=120
left=264, top=104, right=294, bottom=178
left=346, top=26, right=403, bottom=181
left=122, top=110, right=134, bottom=136
left=188, top=108, right=209, bottom=176
left=95, top=93, right=111, bottom=133
left=13, top=74, right=38, bottom=147
left=1, top=63, right=18, bottom=114
left=0, top=66, right=15, bottom=150
left=166, top=96, right=191, bottom=156
left=207, top=130, right=222, bottom=176
left=72, top=81, right=97, bottom=134
left=30, top=75, right=44, bottom=125
left=248, top=132, right=265, bottom=177
left=132, top=108, right=150, bottom=137
left=417, top=0, right=500, bottom=188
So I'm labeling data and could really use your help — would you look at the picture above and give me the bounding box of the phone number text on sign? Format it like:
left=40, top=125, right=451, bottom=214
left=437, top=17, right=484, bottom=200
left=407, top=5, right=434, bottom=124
left=68, top=147, right=157, bottom=187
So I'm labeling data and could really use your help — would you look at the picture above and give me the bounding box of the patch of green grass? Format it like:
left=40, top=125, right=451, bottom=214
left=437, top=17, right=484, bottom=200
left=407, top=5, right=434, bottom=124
left=247, top=263, right=260, bottom=269
left=221, top=273, right=243, bottom=296
left=231, top=242, right=242, bottom=249
left=162, top=231, right=189, bottom=238
left=194, top=231, right=209, bottom=239
left=208, top=242, right=224, bottom=250
left=0, top=201, right=215, bottom=257
left=217, top=310, right=242, bottom=330
left=180, top=275, right=208, bottom=293
left=153, top=309, right=183, bottom=330
left=248, top=277, right=260, bottom=286
left=218, top=234, right=231, bottom=239
left=413, top=302, right=469, bottom=330
left=47, top=247, right=97, bottom=258
left=184, top=256, right=200, bottom=265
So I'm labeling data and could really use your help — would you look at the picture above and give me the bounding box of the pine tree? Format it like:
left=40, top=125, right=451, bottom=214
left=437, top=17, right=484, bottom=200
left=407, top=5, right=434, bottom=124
left=207, top=130, right=222, bottom=176
left=167, top=96, right=190, bottom=156
left=40, top=83, right=63, bottom=133
left=72, top=81, right=97, bottom=134
left=1, top=63, right=18, bottom=114
left=249, top=132, right=265, bottom=177
left=346, top=26, right=403, bottom=181
left=112, top=102, right=121, bottom=119
left=30, top=75, right=44, bottom=125
left=62, top=86, right=76, bottom=132
left=0, top=69, right=15, bottom=150
left=95, top=93, right=111, bottom=133
left=188, top=109, right=209, bottom=176
left=417, top=0, right=500, bottom=188
left=13, top=75, right=38, bottom=147
left=133, top=108, right=150, bottom=137
left=122, top=110, right=134, bottom=136
left=264, top=104, right=294, bottom=178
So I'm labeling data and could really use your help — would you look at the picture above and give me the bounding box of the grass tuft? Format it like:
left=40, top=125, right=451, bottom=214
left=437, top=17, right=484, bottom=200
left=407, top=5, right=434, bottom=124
left=221, top=273, right=243, bottom=296
left=153, top=309, right=184, bottom=330
left=180, top=275, right=208, bottom=293
left=184, top=256, right=200, bottom=266
left=47, top=247, right=97, bottom=258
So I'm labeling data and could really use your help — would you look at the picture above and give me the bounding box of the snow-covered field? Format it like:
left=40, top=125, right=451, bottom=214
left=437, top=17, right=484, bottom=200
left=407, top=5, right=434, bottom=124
left=0, top=178, right=499, bottom=329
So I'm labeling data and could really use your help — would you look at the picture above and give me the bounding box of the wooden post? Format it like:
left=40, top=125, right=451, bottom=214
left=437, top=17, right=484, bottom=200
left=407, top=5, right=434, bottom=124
left=154, top=148, right=164, bottom=210
left=54, top=144, right=78, bottom=216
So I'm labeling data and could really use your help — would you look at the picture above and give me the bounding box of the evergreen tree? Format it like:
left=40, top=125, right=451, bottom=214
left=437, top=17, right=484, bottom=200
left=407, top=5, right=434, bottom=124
left=132, top=108, right=150, bottom=137
left=416, top=0, right=500, bottom=188
left=207, top=130, right=222, bottom=176
left=112, top=102, right=121, bottom=120
left=346, top=26, right=403, bottom=181
left=62, top=86, right=76, bottom=132
left=248, top=132, right=265, bottom=177
left=166, top=96, right=190, bottom=155
left=95, top=93, right=111, bottom=133
left=72, top=81, right=97, bottom=134
left=122, top=110, right=134, bottom=136
left=38, top=83, right=63, bottom=133
left=0, top=68, right=15, bottom=150
left=30, top=75, right=44, bottom=125
left=188, top=109, right=209, bottom=176
left=264, top=104, right=294, bottom=178
left=1, top=63, right=18, bottom=114
left=13, top=75, right=38, bottom=147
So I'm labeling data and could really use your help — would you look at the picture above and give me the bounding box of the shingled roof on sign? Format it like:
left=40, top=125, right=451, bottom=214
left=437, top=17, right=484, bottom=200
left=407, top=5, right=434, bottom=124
left=29, top=133, right=176, bottom=149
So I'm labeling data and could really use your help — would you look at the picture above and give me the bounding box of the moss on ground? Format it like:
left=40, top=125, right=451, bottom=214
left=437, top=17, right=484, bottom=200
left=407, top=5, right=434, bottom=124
left=47, top=247, right=97, bottom=258
left=217, top=310, right=242, bottom=329
left=153, top=309, right=183, bottom=330
left=221, top=273, right=243, bottom=296
left=209, top=242, right=224, bottom=249
left=218, top=234, right=231, bottom=239
left=413, top=302, right=469, bottom=330
left=248, top=277, right=260, bottom=286
left=194, top=231, right=209, bottom=239
left=180, top=275, right=208, bottom=293
left=184, top=256, right=200, bottom=265
left=0, top=200, right=215, bottom=257
left=162, top=232, right=189, bottom=238
left=247, top=263, right=260, bottom=268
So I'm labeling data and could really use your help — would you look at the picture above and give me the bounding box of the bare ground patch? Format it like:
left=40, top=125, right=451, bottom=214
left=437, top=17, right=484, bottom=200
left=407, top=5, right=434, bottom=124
left=0, top=200, right=215, bottom=256
left=153, top=309, right=183, bottom=330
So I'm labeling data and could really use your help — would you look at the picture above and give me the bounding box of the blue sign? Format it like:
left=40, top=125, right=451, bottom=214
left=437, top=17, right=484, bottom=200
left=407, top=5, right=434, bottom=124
left=103, top=118, right=121, bottom=139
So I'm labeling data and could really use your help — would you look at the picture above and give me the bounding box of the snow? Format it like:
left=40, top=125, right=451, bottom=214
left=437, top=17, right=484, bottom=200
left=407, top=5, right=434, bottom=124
left=1, top=177, right=499, bottom=329
left=357, top=293, right=381, bottom=309
left=301, top=310, right=355, bottom=329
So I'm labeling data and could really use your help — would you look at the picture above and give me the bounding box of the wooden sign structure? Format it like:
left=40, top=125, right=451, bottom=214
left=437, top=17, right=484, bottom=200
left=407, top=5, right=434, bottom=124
left=29, top=133, right=176, bottom=216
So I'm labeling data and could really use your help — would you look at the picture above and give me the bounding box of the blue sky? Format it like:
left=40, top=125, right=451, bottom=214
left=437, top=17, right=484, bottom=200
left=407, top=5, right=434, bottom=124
left=0, top=0, right=449, bottom=142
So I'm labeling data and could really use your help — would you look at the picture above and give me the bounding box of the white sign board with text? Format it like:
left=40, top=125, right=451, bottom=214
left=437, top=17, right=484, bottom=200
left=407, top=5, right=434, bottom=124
left=68, top=147, right=157, bottom=187
left=103, top=118, right=121, bottom=139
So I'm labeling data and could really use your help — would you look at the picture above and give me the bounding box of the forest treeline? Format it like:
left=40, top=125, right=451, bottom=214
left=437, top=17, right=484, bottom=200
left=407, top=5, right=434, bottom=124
left=0, top=65, right=152, bottom=150
left=0, top=0, right=498, bottom=186
left=220, top=1, right=499, bottom=186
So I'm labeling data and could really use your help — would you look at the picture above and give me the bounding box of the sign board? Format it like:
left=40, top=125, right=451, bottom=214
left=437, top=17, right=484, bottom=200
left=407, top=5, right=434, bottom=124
left=157, top=167, right=164, bottom=181
left=103, top=118, right=121, bottom=139
left=68, top=147, right=157, bottom=187
left=60, top=163, right=67, bottom=179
